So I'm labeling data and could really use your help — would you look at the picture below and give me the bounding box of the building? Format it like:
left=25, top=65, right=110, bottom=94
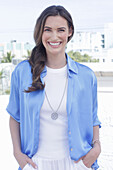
left=74, top=31, right=104, bottom=53
left=66, top=23, right=113, bottom=63
left=0, top=40, right=34, bottom=59
left=104, top=23, right=113, bottom=49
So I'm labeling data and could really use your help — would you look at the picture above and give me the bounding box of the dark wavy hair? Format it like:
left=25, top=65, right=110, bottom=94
left=25, top=5, right=74, bottom=93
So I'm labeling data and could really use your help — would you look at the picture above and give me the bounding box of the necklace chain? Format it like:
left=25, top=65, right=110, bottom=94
left=45, top=76, right=68, bottom=120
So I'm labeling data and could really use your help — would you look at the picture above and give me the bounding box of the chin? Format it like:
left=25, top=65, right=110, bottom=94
left=49, top=50, right=63, bottom=56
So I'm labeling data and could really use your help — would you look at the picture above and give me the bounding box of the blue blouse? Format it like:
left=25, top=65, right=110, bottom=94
left=6, top=54, right=101, bottom=170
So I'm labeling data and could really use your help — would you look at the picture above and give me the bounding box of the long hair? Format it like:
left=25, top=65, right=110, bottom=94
left=25, top=5, right=74, bottom=93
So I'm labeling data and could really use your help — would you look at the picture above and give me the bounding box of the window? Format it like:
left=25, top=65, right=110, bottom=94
left=101, top=45, right=105, bottom=48
left=101, top=34, right=105, bottom=39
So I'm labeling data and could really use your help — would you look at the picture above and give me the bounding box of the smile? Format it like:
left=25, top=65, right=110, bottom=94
left=48, top=42, right=62, bottom=47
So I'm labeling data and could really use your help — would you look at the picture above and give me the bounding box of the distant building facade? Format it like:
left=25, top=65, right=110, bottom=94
left=74, top=32, right=104, bottom=53
left=67, top=23, right=113, bottom=63
left=104, top=23, right=113, bottom=49
left=0, top=40, right=34, bottom=59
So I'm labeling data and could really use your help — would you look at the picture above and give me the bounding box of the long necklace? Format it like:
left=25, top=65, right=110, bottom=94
left=45, top=76, right=68, bottom=120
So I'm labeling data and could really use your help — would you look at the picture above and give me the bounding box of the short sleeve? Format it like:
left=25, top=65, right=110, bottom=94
left=92, top=74, right=101, bottom=128
left=6, top=70, right=20, bottom=122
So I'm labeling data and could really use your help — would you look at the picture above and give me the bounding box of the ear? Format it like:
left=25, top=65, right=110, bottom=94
left=68, top=26, right=73, bottom=37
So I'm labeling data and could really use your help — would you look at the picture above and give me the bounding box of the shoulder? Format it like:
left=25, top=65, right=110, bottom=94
left=67, top=54, right=94, bottom=73
left=77, top=62, right=94, bottom=74
left=68, top=55, right=95, bottom=75
left=69, top=56, right=97, bottom=83
left=77, top=62, right=97, bottom=85
left=13, top=60, right=31, bottom=73
left=12, top=60, right=31, bottom=79
left=67, top=54, right=96, bottom=80
left=15, top=59, right=30, bottom=70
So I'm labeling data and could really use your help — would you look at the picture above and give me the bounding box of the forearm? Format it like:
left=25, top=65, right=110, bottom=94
left=9, top=116, right=21, bottom=155
left=9, top=116, right=37, bottom=169
left=93, top=125, right=99, bottom=141
left=92, top=125, right=101, bottom=155
left=78, top=126, right=101, bottom=168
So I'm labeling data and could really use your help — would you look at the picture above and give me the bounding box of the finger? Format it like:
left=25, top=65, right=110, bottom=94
left=27, top=158, right=38, bottom=169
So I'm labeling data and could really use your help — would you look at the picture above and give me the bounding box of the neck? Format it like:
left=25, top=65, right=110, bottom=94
left=46, top=53, right=67, bottom=69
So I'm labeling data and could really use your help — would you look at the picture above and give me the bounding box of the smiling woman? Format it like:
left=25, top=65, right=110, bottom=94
left=25, top=5, right=74, bottom=92
left=42, top=16, right=72, bottom=64
left=6, top=5, right=101, bottom=170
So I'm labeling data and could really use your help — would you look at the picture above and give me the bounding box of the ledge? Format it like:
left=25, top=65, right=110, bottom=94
left=95, top=71, right=113, bottom=77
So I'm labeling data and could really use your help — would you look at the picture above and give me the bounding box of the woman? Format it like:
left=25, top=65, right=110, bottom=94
left=7, top=5, right=101, bottom=170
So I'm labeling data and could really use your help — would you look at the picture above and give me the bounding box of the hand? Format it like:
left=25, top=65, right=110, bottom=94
left=14, top=151, right=38, bottom=169
left=74, top=143, right=101, bottom=168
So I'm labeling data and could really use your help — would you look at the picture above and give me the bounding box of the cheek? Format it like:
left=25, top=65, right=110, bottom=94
left=42, top=33, right=50, bottom=43
left=61, top=33, right=69, bottom=41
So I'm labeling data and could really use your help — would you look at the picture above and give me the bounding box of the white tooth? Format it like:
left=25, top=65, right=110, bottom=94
left=49, top=42, right=60, bottom=46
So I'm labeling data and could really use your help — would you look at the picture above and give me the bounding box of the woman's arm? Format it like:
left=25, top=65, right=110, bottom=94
left=92, top=125, right=101, bottom=152
left=74, top=125, right=101, bottom=168
left=9, top=116, right=21, bottom=154
left=9, top=116, right=37, bottom=169
left=82, top=125, right=101, bottom=168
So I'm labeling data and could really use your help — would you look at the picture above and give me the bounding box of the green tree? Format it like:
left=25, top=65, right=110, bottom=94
left=0, top=69, right=6, bottom=94
left=22, top=50, right=31, bottom=58
left=0, top=68, right=10, bottom=94
left=0, top=69, right=5, bottom=79
left=27, top=50, right=31, bottom=56
left=67, top=50, right=99, bottom=62
left=2, top=51, right=15, bottom=63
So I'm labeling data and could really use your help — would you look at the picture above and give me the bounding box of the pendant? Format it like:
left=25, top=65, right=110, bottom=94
left=51, top=112, right=58, bottom=120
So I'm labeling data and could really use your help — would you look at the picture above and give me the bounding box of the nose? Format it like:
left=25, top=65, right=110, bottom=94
left=51, top=31, right=59, bottom=40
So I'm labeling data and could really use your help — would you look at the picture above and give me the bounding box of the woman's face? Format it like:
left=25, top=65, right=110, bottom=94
left=42, top=15, right=72, bottom=56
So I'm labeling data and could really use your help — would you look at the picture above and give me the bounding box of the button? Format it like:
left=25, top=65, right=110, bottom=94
left=69, top=131, right=71, bottom=135
left=71, top=148, right=73, bottom=151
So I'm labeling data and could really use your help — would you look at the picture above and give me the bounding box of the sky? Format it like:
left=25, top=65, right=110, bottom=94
left=0, top=0, right=113, bottom=43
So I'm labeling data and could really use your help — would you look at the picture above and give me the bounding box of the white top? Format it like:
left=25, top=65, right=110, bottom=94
left=35, top=64, right=70, bottom=159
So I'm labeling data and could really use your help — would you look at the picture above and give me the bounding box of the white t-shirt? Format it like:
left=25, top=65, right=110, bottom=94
left=36, top=64, right=70, bottom=159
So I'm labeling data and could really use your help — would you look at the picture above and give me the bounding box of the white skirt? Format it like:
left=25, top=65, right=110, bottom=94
left=23, top=154, right=92, bottom=170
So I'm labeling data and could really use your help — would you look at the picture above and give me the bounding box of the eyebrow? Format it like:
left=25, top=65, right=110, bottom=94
left=58, top=27, right=66, bottom=30
left=44, top=26, right=66, bottom=30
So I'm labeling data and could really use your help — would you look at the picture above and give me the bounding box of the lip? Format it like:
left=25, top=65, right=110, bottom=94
left=48, top=41, right=62, bottom=48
